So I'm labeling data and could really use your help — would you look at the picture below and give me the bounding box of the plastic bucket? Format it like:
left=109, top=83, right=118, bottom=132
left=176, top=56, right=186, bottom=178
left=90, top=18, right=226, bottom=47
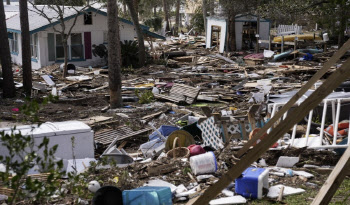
left=190, top=151, right=217, bottom=175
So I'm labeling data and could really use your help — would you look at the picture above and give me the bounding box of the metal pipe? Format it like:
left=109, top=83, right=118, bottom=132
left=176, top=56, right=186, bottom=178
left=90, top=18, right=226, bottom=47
left=305, top=110, right=314, bottom=147
left=333, top=99, right=341, bottom=145
left=319, top=100, right=328, bottom=146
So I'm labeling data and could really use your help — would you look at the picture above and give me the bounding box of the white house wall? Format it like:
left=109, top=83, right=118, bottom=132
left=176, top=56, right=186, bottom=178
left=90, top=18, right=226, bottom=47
left=42, top=12, right=137, bottom=67
left=10, top=34, right=42, bottom=70
left=10, top=12, right=139, bottom=69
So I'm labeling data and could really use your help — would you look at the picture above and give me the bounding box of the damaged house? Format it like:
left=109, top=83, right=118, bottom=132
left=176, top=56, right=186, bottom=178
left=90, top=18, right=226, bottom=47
left=5, top=6, right=164, bottom=70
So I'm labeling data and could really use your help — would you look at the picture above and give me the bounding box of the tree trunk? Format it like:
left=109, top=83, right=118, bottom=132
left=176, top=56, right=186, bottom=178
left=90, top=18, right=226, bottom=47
left=209, top=0, right=215, bottom=16
left=63, top=40, right=68, bottom=78
left=227, top=11, right=236, bottom=51
left=0, top=1, right=15, bottom=98
left=202, top=0, right=207, bottom=36
left=19, top=0, right=32, bottom=96
left=125, top=0, right=146, bottom=67
left=153, top=6, right=157, bottom=16
left=174, top=0, right=180, bottom=35
left=162, top=0, right=170, bottom=31
left=133, top=0, right=139, bottom=14
left=107, top=0, right=122, bottom=108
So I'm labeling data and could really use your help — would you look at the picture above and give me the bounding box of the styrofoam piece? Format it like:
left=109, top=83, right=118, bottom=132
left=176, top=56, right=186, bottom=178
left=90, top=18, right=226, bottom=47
left=209, top=196, right=247, bottom=205
left=175, top=184, right=187, bottom=194
left=270, top=172, right=285, bottom=177
left=222, top=189, right=234, bottom=197
left=144, top=179, right=177, bottom=193
left=175, top=186, right=199, bottom=197
left=66, top=75, right=92, bottom=81
left=42, top=75, right=55, bottom=86
left=263, top=50, right=275, bottom=58
left=267, top=185, right=305, bottom=198
left=276, top=156, right=300, bottom=167
left=196, top=175, right=215, bottom=181
left=293, top=171, right=314, bottom=178
left=292, top=137, right=322, bottom=148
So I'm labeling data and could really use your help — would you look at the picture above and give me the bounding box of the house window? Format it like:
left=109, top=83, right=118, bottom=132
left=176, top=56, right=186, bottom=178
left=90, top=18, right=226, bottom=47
left=30, top=33, right=39, bottom=59
left=9, top=33, right=19, bottom=53
left=56, top=34, right=65, bottom=59
left=71, top=33, right=83, bottom=59
left=84, top=12, right=92, bottom=25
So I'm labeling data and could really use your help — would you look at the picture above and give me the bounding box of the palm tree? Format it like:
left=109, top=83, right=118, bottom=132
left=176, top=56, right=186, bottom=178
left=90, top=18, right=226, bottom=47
left=19, top=0, right=32, bottom=96
left=107, top=0, right=122, bottom=108
left=125, top=0, right=146, bottom=67
left=0, top=0, right=15, bottom=98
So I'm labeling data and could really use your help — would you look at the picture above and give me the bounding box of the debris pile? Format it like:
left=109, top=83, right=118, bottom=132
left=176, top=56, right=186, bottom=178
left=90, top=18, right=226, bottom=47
left=1, top=33, right=350, bottom=205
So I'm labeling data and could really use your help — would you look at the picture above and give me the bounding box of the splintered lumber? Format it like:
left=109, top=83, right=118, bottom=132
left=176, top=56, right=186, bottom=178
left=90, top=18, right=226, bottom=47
left=311, top=146, right=350, bottom=205
left=191, top=56, right=350, bottom=205
left=236, top=39, right=350, bottom=158
left=154, top=83, right=200, bottom=104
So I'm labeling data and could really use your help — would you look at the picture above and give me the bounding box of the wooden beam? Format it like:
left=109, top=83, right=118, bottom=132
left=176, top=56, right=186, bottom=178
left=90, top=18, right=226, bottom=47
left=236, top=39, right=350, bottom=158
left=311, top=146, right=350, bottom=205
left=192, top=56, right=350, bottom=205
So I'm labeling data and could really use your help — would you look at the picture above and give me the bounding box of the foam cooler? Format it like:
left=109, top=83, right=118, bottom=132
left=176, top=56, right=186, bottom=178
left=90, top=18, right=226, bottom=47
left=235, top=167, right=269, bottom=199
left=122, top=186, right=172, bottom=205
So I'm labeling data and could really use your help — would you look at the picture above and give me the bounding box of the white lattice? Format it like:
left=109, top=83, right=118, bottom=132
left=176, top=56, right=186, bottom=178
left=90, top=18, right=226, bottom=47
left=198, top=117, right=224, bottom=150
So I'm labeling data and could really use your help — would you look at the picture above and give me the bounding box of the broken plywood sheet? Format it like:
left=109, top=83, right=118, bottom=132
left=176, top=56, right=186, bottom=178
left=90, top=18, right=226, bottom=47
left=94, top=126, right=152, bottom=146
left=154, top=83, right=200, bottom=104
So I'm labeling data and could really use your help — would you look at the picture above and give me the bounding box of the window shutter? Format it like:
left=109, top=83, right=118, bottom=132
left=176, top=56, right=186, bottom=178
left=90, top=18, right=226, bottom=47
left=48, top=33, right=55, bottom=61
left=84, top=32, right=92, bottom=59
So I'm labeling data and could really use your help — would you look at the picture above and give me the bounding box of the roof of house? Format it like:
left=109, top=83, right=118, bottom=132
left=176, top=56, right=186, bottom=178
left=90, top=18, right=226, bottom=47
left=6, top=6, right=165, bottom=39
left=4, top=4, right=19, bottom=19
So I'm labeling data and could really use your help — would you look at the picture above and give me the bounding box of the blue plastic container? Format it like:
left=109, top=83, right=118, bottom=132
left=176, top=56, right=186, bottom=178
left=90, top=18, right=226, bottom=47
left=123, top=186, right=173, bottom=205
left=149, top=125, right=179, bottom=141
left=235, top=167, right=269, bottom=199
